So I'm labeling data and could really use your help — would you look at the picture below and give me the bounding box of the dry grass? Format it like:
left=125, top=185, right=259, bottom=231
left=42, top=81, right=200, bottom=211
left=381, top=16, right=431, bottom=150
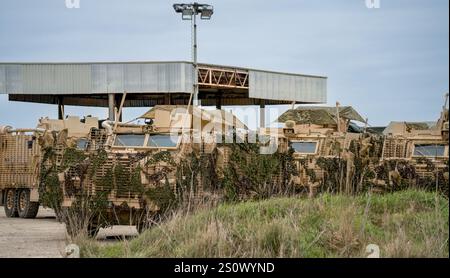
left=77, top=190, right=449, bottom=258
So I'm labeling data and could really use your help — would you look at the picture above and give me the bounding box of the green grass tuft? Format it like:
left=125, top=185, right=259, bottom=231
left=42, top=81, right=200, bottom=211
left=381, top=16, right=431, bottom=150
left=77, top=190, right=449, bottom=258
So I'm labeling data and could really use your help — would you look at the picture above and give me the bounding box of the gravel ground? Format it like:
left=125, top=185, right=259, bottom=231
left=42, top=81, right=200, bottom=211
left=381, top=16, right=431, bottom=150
left=0, top=206, right=138, bottom=258
left=0, top=206, right=66, bottom=258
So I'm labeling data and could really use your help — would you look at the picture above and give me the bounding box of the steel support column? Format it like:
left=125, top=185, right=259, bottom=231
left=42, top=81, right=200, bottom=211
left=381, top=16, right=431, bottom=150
left=57, top=96, right=64, bottom=120
left=260, top=101, right=265, bottom=128
left=108, top=93, right=115, bottom=120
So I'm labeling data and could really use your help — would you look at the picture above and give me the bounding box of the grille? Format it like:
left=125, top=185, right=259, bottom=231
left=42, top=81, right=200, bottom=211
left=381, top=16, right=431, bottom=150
left=87, top=128, right=108, bottom=151
left=92, top=154, right=139, bottom=199
left=0, top=134, right=40, bottom=188
left=383, top=138, right=407, bottom=158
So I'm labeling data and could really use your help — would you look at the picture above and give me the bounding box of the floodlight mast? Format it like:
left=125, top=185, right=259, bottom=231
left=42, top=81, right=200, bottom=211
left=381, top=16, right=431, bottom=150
left=173, top=3, right=213, bottom=107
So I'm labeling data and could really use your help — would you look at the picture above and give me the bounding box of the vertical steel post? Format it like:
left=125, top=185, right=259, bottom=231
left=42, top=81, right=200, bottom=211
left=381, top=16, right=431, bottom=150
left=108, top=93, right=115, bottom=120
left=192, top=11, right=199, bottom=106
left=260, top=101, right=266, bottom=128
left=57, top=96, right=64, bottom=120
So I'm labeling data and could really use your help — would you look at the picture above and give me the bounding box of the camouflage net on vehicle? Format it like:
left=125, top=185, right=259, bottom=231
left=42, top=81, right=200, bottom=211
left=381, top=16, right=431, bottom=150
left=39, top=146, right=64, bottom=219
left=38, top=132, right=448, bottom=236
left=300, top=135, right=449, bottom=196
left=221, top=142, right=298, bottom=201
left=39, top=146, right=115, bottom=235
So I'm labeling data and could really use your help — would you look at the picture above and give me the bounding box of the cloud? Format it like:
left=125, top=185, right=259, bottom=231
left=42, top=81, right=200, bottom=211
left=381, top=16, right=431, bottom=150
left=0, top=0, right=448, bottom=127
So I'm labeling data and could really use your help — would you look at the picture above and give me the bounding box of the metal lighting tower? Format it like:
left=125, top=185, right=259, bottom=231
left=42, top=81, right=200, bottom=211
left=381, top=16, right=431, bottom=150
left=173, top=3, right=213, bottom=106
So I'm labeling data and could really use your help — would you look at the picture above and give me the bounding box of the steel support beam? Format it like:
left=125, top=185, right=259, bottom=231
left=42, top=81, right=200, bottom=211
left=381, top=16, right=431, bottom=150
left=260, top=101, right=265, bottom=128
left=114, top=94, right=123, bottom=122
left=198, top=66, right=249, bottom=89
left=108, top=93, right=115, bottom=120
left=216, top=96, right=222, bottom=109
left=57, top=96, right=64, bottom=120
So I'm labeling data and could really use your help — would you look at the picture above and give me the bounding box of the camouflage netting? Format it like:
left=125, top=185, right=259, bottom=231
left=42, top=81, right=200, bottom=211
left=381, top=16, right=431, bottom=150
left=220, top=142, right=298, bottom=201
left=404, top=122, right=433, bottom=131
left=37, top=124, right=448, bottom=236
left=300, top=135, right=384, bottom=195
left=298, top=135, right=449, bottom=196
left=277, top=106, right=366, bottom=125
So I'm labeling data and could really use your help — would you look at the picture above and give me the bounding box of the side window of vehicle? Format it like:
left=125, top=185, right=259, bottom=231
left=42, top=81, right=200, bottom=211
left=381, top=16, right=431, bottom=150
left=114, top=134, right=146, bottom=147
left=147, top=134, right=179, bottom=148
left=291, top=141, right=318, bottom=154
left=76, top=138, right=88, bottom=150
left=413, top=144, right=446, bottom=157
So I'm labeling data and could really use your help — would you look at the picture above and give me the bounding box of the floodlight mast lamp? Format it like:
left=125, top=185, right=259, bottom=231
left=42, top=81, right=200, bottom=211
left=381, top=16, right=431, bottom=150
left=173, top=3, right=213, bottom=106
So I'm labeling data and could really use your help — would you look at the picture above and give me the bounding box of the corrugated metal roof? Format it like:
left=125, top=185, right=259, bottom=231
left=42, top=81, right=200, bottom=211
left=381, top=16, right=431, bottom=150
left=249, top=70, right=326, bottom=103
left=0, top=62, right=193, bottom=95
left=0, top=61, right=326, bottom=104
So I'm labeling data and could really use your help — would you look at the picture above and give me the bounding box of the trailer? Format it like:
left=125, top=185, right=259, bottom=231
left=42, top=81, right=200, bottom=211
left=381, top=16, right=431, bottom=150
left=0, top=116, right=99, bottom=218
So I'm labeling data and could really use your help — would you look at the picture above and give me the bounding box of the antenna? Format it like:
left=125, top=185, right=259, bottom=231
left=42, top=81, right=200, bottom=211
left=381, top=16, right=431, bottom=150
left=335, top=101, right=341, bottom=133
left=444, top=92, right=449, bottom=110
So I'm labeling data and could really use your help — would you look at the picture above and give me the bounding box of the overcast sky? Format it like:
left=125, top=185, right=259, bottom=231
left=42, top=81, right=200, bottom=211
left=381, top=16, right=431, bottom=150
left=0, top=0, right=448, bottom=128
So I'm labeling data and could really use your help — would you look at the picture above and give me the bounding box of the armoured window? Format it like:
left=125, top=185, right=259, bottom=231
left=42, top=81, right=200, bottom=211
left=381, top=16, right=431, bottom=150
left=291, top=141, right=318, bottom=154
left=76, top=138, right=88, bottom=150
left=114, top=134, right=145, bottom=147
left=413, top=144, right=446, bottom=157
left=147, top=134, right=179, bottom=148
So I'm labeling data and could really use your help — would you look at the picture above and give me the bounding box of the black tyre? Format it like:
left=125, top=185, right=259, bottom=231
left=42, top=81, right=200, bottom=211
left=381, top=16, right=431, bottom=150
left=17, top=189, right=39, bottom=218
left=4, top=189, right=18, bottom=218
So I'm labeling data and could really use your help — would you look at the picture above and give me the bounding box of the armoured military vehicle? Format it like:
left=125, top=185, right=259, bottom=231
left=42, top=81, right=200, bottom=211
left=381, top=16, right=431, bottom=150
left=1, top=98, right=447, bottom=236
left=273, top=105, right=376, bottom=195
left=55, top=105, right=247, bottom=235
left=274, top=97, right=449, bottom=195
left=380, top=95, right=449, bottom=187
left=0, top=116, right=99, bottom=218
left=381, top=107, right=448, bottom=162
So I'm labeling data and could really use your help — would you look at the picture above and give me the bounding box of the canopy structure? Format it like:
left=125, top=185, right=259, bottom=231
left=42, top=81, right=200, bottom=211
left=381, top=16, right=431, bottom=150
left=0, top=61, right=327, bottom=126
left=277, top=106, right=366, bottom=125
left=0, top=61, right=326, bottom=105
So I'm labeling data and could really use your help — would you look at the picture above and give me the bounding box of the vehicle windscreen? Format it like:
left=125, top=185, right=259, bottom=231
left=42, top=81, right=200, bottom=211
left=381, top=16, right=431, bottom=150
left=114, top=134, right=146, bottom=147
left=147, top=134, right=179, bottom=148
left=291, top=141, right=317, bottom=154
left=76, top=138, right=88, bottom=150
left=413, top=144, right=446, bottom=157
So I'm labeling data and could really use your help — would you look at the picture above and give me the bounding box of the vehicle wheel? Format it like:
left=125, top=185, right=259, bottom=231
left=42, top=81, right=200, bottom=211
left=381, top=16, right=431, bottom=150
left=17, top=189, right=39, bottom=218
left=4, top=189, right=18, bottom=217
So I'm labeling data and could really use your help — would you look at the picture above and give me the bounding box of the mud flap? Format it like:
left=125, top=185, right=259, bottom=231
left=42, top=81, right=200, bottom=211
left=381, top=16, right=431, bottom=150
left=30, top=188, right=39, bottom=202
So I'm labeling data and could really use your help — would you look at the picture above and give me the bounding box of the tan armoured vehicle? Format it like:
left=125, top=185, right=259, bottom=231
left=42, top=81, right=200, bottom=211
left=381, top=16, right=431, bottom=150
left=380, top=94, right=449, bottom=184
left=0, top=116, right=99, bottom=218
left=274, top=105, right=374, bottom=195
left=274, top=97, right=449, bottom=195
left=57, top=105, right=246, bottom=235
